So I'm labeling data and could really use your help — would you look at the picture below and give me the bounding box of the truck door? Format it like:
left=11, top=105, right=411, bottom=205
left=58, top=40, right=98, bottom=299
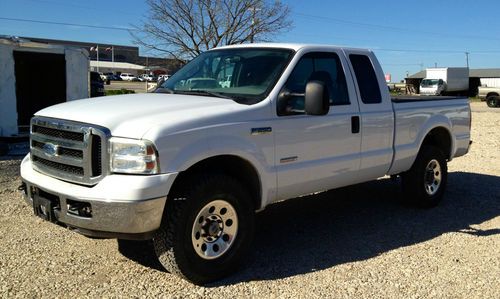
left=344, top=50, right=395, bottom=181
left=273, top=51, right=362, bottom=201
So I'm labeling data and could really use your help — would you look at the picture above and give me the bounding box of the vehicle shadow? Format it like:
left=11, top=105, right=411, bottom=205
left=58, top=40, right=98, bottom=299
left=117, top=172, right=500, bottom=285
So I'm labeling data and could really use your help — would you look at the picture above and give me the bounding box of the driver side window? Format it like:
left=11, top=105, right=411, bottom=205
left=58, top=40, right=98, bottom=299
left=279, top=52, right=350, bottom=116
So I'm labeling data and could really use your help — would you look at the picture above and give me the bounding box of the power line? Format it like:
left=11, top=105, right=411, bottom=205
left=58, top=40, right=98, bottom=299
left=0, top=17, right=136, bottom=31
left=292, top=12, right=500, bottom=42
left=375, top=48, right=464, bottom=54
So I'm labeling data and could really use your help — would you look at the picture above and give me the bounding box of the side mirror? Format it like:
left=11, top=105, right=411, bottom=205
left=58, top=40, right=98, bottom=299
left=305, top=80, right=329, bottom=115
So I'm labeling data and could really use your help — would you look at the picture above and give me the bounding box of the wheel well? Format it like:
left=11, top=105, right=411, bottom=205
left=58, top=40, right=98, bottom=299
left=421, top=127, right=452, bottom=160
left=169, top=155, right=262, bottom=210
left=486, top=92, right=499, bottom=98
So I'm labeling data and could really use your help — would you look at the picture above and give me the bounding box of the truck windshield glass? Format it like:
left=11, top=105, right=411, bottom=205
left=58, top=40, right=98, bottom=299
left=421, top=79, right=440, bottom=86
left=159, top=48, right=294, bottom=104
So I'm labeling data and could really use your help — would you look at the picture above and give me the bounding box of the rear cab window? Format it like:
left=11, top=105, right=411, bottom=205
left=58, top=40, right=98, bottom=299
left=348, top=54, right=382, bottom=104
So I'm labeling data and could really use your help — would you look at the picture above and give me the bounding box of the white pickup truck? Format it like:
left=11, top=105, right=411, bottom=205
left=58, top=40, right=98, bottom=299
left=20, top=44, right=471, bottom=284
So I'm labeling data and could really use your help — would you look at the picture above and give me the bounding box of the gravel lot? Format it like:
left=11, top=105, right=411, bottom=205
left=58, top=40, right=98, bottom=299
left=1, top=102, right=498, bottom=298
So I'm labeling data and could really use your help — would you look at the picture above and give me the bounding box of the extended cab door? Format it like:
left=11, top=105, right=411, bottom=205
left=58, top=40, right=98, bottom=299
left=273, top=51, right=362, bottom=201
left=343, top=50, right=395, bottom=180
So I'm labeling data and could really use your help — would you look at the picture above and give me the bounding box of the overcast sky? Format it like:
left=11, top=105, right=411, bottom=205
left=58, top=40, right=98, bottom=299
left=2, top=0, right=500, bottom=81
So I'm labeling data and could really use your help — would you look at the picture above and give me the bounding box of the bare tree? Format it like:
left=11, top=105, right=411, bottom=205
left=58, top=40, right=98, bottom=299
left=132, top=0, right=292, bottom=60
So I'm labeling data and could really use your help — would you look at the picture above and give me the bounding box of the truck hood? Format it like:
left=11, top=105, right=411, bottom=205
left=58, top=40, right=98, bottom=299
left=35, top=93, right=246, bottom=139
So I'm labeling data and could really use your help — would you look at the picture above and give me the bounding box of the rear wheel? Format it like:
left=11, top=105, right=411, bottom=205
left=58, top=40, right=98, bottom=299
left=153, top=174, right=255, bottom=284
left=402, top=146, right=448, bottom=208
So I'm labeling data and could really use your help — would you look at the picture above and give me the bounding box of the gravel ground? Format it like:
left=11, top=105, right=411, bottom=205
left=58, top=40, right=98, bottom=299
left=0, top=102, right=499, bottom=298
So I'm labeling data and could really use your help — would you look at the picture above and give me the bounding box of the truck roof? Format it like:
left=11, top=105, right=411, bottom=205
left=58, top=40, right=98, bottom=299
left=214, top=43, right=372, bottom=54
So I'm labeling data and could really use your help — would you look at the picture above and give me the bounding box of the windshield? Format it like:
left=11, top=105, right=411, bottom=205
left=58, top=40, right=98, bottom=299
left=421, top=79, right=440, bottom=87
left=159, top=48, right=294, bottom=104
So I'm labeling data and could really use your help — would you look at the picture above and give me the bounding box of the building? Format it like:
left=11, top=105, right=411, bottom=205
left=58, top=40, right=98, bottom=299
left=22, top=36, right=182, bottom=75
left=406, top=68, right=500, bottom=95
left=90, top=61, right=146, bottom=76
left=0, top=36, right=89, bottom=137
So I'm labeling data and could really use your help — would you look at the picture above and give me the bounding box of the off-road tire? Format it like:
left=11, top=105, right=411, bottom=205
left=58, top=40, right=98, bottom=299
left=402, top=146, right=448, bottom=208
left=153, top=174, right=255, bottom=285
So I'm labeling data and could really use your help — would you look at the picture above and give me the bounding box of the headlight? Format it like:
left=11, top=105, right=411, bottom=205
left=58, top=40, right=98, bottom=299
left=109, top=137, right=159, bottom=174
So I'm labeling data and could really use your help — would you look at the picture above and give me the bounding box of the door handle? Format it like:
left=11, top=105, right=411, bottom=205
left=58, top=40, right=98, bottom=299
left=351, top=116, right=360, bottom=134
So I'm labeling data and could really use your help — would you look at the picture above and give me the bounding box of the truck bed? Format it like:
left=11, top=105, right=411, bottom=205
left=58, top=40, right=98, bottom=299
left=388, top=96, right=471, bottom=175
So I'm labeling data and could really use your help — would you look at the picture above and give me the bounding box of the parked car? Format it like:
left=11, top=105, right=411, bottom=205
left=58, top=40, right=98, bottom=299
left=21, top=44, right=471, bottom=284
left=477, top=86, right=500, bottom=107
left=139, top=74, right=156, bottom=82
left=110, top=74, right=122, bottom=81
left=120, top=73, right=137, bottom=81
left=90, top=71, right=105, bottom=97
left=157, top=74, right=170, bottom=83
left=100, top=72, right=114, bottom=80
left=99, top=72, right=112, bottom=85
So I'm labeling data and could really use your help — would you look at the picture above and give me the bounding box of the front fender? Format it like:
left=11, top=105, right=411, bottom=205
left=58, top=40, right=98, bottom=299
left=151, top=127, right=276, bottom=208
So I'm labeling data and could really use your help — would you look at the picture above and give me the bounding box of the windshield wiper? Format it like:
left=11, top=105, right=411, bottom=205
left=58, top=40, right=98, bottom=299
left=177, top=90, right=233, bottom=100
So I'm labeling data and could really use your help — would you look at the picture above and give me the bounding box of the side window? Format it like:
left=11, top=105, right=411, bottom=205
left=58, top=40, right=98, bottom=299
left=349, top=54, right=382, bottom=104
left=280, top=52, right=350, bottom=116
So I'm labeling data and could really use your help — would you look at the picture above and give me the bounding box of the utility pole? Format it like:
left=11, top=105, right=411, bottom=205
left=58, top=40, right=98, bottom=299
left=249, top=7, right=261, bottom=43
left=95, top=45, right=99, bottom=72
left=465, top=51, right=470, bottom=68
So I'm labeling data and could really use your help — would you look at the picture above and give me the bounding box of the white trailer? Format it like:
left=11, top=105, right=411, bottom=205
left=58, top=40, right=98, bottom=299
left=0, top=37, right=89, bottom=138
left=420, top=67, right=469, bottom=95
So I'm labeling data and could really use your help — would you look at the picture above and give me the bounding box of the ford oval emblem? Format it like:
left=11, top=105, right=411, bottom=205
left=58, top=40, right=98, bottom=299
left=42, top=143, right=58, bottom=156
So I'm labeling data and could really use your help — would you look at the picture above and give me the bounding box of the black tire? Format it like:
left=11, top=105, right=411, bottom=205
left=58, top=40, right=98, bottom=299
left=153, top=174, right=255, bottom=284
left=401, top=146, right=448, bottom=208
left=486, top=96, right=499, bottom=108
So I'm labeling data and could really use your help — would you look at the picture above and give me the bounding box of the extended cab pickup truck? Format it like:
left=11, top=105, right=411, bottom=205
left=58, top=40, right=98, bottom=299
left=20, top=44, right=471, bottom=284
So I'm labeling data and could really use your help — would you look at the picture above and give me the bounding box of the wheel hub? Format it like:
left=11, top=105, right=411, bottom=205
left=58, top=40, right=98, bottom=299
left=191, top=199, right=238, bottom=260
left=424, top=159, right=442, bottom=196
left=201, top=215, right=224, bottom=241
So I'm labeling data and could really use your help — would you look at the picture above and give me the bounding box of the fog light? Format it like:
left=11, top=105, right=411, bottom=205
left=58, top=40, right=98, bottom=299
left=67, top=199, right=92, bottom=218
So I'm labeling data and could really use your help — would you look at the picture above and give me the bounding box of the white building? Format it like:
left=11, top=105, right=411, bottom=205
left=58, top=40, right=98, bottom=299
left=90, top=60, right=146, bottom=76
left=0, top=36, right=89, bottom=137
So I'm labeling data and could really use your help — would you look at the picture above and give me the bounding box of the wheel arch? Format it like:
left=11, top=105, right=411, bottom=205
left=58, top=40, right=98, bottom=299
left=486, top=92, right=499, bottom=98
left=420, top=126, right=453, bottom=160
left=168, top=155, right=262, bottom=211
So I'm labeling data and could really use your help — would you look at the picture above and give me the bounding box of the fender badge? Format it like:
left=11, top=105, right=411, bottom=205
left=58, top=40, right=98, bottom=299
left=251, top=127, right=272, bottom=135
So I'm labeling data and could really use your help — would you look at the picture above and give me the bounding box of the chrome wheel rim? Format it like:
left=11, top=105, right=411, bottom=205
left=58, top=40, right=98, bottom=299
left=424, top=159, right=442, bottom=196
left=191, top=199, right=238, bottom=260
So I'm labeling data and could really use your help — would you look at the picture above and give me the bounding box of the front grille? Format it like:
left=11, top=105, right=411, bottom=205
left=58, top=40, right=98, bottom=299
left=32, top=140, right=84, bottom=159
left=30, top=117, right=109, bottom=185
left=32, top=156, right=84, bottom=176
left=59, top=147, right=84, bottom=159
left=32, top=125, right=84, bottom=142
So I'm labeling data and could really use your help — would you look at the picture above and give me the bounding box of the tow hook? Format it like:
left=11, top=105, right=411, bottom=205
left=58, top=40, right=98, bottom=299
left=18, top=182, right=27, bottom=195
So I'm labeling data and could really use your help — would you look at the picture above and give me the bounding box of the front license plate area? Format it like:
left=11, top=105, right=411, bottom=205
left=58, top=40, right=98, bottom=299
left=32, top=189, right=58, bottom=222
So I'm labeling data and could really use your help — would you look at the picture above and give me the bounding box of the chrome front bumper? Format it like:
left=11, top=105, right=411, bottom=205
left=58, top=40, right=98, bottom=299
left=20, top=155, right=177, bottom=239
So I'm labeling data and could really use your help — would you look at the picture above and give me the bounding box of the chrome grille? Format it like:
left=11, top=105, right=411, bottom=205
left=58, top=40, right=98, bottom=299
left=30, top=117, right=109, bottom=185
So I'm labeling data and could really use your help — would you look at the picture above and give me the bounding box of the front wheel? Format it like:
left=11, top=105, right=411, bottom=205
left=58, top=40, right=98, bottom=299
left=402, top=146, right=448, bottom=208
left=153, top=174, right=255, bottom=284
left=486, top=96, right=498, bottom=108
